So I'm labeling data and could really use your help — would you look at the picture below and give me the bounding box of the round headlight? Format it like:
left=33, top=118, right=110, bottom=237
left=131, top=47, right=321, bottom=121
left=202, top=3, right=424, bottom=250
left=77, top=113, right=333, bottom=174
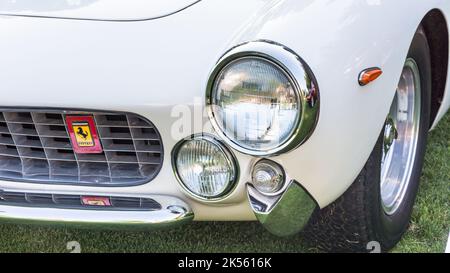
left=207, top=41, right=319, bottom=156
left=211, top=57, right=299, bottom=152
left=172, top=135, right=238, bottom=200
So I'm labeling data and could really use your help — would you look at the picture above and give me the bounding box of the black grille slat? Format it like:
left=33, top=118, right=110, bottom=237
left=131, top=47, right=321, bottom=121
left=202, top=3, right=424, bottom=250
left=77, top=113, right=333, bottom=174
left=35, top=124, right=69, bottom=138
left=0, top=110, right=163, bottom=186
left=134, top=140, right=162, bottom=153
left=101, top=138, right=135, bottom=152
left=0, top=122, right=10, bottom=133
left=3, top=112, right=33, bottom=124
left=14, top=135, right=43, bottom=148
left=22, top=158, right=49, bottom=177
left=127, top=116, right=154, bottom=128
left=53, top=194, right=82, bottom=206
left=76, top=153, right=108, bottom=163
left=0, top=134, right=14, bottom=145
left=137, top=152, right=161, bottom=164
left=105, top=151, right=138, bottom=163
left=8, top=123, right=38, bottom=136
left=40, top=136, right=72, bottom=149
left=139, top=164, right=159, bottom=177
left=110, top=196, right=140, bottom=208
left=141, top=198, right=162, bottom=210
left=45, top=148, right=76, bottom=161
left=49, top=160, right=79, bottom=176
left=0, top=145, right=19, bottom=157
left=109, top=163, right=143, bottom=178
left=17, top=147, right=46, bottom=159
left=130, top=127, right=159, bottom=140
left=0, top=191, right=26, bottom=203
left=94, top=114, right=128, bottom=127
left=0, top=155, right=22, bottom=172
left=79, top=162, right=110, bottom=177
left=25, top=193, right=53, bottom=204
left=97, top=126, right=132, bottom=139
left=31, top=113, right=65, bottom=125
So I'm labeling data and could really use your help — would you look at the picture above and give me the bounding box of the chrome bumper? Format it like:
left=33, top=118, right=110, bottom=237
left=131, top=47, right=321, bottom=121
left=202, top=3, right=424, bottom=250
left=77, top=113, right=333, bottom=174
left=247, top=180, right=317, bottom=236
left=0, top=195, right=194, bottom=230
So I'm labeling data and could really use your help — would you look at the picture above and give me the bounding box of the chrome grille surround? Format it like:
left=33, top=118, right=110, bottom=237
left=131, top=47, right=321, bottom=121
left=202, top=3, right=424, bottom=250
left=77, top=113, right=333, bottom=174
left=0, top=109, right=163, bottom=186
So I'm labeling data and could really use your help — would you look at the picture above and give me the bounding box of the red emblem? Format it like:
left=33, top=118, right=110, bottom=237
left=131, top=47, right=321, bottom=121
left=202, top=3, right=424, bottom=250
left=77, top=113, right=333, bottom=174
left=66, top=115, right=103, bottom=154
left=81, top=196, right=111, bottom=207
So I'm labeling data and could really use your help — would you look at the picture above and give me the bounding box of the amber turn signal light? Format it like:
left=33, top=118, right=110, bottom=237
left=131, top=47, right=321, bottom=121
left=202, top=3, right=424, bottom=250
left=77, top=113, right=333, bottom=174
left=359, top=67, right=383, bottom=86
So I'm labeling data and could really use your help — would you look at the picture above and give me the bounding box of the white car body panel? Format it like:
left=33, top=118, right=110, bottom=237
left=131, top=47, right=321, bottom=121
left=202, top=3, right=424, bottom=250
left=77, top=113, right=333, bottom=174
left=0, top=0, right=448, bottom=220
left=0, top=0, right=200, bottom=21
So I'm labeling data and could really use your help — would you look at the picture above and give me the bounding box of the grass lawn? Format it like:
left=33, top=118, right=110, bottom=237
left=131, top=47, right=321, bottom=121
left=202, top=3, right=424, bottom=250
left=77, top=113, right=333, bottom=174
left=0, top=114, right=448, bottom=253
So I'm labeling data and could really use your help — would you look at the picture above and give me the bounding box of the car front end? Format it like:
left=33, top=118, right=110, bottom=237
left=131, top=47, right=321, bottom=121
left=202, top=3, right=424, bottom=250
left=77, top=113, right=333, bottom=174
left=0, top=0, right=448, bottom=252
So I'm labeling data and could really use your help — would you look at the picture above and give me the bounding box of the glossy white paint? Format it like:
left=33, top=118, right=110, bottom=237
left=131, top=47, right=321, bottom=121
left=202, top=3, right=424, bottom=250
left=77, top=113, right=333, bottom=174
left=0, top=0, right=448, bottom=220
left=0, top=0, right=200, bottom=21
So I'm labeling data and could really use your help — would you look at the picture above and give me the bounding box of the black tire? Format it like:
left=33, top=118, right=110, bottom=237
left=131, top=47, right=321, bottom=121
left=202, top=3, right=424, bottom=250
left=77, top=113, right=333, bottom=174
left=303, top=26, right=431, bottom=253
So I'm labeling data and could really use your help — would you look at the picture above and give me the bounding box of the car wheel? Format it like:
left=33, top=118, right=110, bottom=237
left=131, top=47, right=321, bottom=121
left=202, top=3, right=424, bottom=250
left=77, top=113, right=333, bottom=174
left=303, top=26, right=431, bottom=252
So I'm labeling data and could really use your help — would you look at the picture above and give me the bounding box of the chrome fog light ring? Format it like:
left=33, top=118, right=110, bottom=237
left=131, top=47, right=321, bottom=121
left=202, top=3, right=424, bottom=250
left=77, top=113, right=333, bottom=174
left=171, top=134, right=239, bottom=202
left=251, top=159, right=286, bottom=196
left=206, top=40, right=320, bottom=156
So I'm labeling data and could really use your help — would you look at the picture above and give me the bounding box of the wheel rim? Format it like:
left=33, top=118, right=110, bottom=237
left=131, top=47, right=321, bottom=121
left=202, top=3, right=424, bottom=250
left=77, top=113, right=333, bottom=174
left=380, top=58, right=421, bottom=215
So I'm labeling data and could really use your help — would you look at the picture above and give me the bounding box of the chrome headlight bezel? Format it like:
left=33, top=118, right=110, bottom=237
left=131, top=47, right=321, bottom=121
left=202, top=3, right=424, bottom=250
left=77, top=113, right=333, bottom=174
left=171, top=134, right=239, bottom=202
left=206, top=41, right=320, bottom=156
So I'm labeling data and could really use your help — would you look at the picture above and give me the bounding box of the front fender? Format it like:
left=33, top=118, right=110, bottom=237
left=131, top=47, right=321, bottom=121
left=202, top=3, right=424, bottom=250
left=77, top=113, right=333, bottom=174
left=228, top=0, right=447, bottom=207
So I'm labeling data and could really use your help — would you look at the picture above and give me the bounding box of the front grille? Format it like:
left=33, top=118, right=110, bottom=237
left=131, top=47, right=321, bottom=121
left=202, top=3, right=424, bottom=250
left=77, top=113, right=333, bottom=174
left=0, top=190, right=162, bottom=210
left=0, top=110, right=163, bottom=186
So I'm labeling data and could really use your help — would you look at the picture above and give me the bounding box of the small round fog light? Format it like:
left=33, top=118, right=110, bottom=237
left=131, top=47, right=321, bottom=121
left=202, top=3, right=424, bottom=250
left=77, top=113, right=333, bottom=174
left=172, top=135, right=238, bottom=200
left=251, top=160, right=285, bottom=194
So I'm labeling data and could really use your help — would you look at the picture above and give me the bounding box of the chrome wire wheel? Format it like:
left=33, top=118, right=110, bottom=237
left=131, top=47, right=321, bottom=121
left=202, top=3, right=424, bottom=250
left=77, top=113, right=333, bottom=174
left=380, top=58, right=422, bottom=215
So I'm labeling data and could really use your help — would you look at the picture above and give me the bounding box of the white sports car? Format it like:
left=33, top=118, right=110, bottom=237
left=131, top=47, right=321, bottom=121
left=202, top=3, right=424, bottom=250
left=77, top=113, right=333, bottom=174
left=0, top=0, right=448, bottom=252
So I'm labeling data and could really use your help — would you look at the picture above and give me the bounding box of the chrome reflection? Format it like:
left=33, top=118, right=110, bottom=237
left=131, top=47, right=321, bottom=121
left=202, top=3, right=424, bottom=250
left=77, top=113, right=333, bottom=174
left=247, top=180, right=316, bottom=237
left=0, top=193, right=194, bottom=230
left=206, top=40, right=320, bottom=156
left=380, top=58, right=421, bottom=215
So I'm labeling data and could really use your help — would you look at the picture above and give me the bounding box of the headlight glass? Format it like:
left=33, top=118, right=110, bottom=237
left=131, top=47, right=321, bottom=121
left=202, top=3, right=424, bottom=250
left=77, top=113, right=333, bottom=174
left=252, top=159, right=285, bottom=194
left=210, top=57, right=300, bottom=153
left=173, top=135, right=237, bottom=199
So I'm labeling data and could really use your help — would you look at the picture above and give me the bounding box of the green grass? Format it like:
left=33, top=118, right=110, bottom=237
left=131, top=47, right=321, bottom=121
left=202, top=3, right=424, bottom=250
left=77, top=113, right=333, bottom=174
left=392, top=112, right=450, bottom=253
left=0, top=114, right=448, bottom=253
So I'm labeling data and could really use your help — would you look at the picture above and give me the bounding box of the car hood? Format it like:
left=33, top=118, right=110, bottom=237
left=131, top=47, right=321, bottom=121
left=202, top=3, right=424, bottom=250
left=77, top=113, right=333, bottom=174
left=0, top=0, right=201, bottom=21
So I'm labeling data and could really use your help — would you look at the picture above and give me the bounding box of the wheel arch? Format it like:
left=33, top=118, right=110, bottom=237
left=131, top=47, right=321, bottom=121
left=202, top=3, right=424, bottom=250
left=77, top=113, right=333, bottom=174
left=421, top=9, right=449, bottom=129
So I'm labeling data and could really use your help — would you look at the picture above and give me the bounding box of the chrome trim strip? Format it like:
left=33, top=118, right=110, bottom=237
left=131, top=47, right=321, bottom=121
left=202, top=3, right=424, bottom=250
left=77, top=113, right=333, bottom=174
left=0, top=194, right=194, bottom=230
left=206, top=40, right=320, bottom=156
left=247, top=180, right=316, bottom=237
